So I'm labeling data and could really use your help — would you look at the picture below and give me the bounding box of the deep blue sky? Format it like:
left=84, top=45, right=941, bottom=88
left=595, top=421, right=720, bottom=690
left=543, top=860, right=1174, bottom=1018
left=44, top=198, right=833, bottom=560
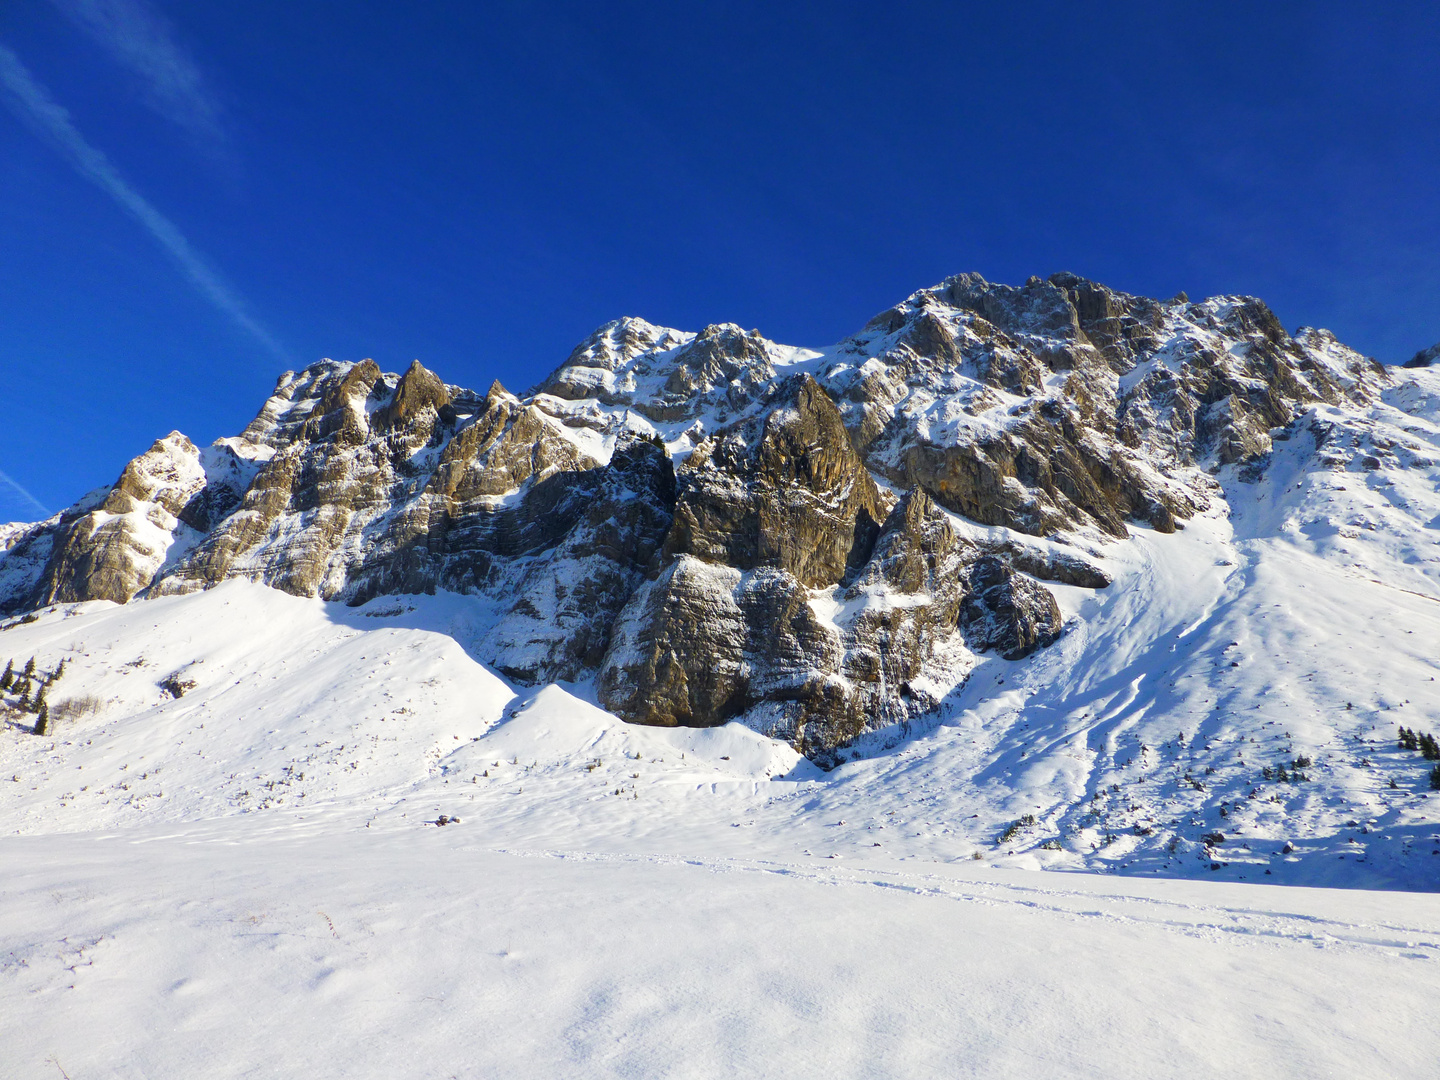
left=3, top=2, right=1440, bottom=518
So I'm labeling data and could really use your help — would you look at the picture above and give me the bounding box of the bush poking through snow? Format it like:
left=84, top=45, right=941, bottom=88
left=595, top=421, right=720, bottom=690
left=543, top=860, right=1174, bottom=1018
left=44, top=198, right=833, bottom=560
left=999, top=814, right=1038, bottom=843
left=1262, top=762, right=1310, bottom=783
left=52, top=696, right=102, bottom=723
left=159, top=674, right=198, bottom=699
left=1398, top=726, right=1440, bottom=758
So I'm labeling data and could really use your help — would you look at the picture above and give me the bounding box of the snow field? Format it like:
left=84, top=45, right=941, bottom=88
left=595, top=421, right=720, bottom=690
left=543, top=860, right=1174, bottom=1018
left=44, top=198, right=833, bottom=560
left=4, top=827, right=1439, bottom=1080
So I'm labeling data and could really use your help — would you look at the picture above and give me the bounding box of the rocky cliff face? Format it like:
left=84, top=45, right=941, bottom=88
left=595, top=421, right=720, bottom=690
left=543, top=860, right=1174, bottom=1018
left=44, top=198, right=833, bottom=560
left=0, top=272, right=1390, bottom=763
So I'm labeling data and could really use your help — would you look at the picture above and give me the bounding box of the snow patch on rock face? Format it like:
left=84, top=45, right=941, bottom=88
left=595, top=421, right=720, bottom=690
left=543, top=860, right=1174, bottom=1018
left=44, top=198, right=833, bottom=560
left=540, top=320, right=781, bottom=426
left=0, top=434, right=239, bottom=610
left=0, top=520, right=41, bottom=552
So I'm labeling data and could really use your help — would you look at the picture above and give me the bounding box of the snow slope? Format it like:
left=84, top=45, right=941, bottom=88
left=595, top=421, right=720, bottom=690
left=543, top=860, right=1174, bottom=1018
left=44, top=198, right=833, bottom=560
left=4, top=368, right=1440, bottom=1077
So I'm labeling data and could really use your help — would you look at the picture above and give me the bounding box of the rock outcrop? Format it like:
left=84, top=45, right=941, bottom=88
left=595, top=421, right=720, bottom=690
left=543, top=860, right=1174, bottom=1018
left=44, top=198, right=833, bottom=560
left=0, top=273, right=1394, bottom=761
left=661, top=373, right=888, bottom=587
left=1406, top=342, right=1440, bottom=369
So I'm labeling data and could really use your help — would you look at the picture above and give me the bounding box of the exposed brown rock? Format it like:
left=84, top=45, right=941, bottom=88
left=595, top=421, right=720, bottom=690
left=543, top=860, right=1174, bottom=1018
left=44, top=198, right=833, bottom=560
left=37, top=433, right=230, bottom=605
left=662, top=374, right=888, bottom=588
left=599, top=486, right=1065, bottom=763
left=376, top=360, right=450, bottom=431
left=958, top=556, right=1063, bottom=661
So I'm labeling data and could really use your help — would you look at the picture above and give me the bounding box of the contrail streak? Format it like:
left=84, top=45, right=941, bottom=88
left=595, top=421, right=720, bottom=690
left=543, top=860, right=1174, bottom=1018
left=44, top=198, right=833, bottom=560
left=0, top=42, right=286, bottom=362
left=0, top=468, right=51, bottom=521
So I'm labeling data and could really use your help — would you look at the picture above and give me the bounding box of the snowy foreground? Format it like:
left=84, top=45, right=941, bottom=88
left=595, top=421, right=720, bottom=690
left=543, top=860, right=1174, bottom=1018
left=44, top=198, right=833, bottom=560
left=5, top=825, right=1439, bottom=1078
left=6, top=433, right=1440, bottom=1074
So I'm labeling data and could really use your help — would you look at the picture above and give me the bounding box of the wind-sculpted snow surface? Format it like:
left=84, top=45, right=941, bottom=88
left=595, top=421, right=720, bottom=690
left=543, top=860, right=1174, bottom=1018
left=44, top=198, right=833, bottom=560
left=4, top=825, right=1439, bottom=1079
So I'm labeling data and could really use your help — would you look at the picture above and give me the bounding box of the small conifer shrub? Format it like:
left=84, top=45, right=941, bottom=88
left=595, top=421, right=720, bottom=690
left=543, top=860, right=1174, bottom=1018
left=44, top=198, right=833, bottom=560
left=999, top=814, right=1038, bottom=843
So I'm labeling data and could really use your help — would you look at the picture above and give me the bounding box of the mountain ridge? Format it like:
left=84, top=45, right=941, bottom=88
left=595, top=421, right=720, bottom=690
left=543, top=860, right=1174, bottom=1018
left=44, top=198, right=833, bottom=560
left=0, top=271, right=1417, bottom=767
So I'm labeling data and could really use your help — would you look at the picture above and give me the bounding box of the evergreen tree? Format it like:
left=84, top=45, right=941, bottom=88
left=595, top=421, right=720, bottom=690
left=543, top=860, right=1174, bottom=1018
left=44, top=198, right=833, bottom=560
left=33, top=703, right=48, bottom=737
left=21, top=656, right=35, bottom=680
left=1431, top=765, right=1440, bottom=792
left=1399, top=726, right=1413, bottom=749
left=1423, top=734, right=1440, bottom=761
left=0, top=659, right=11, bottom=691
left=17, top=683, right=31, bottom=711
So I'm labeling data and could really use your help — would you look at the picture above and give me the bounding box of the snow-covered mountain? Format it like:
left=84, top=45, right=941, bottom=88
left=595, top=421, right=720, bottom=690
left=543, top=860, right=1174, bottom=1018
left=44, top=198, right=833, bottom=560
left=3, top=271, right=1440, bottom=889
left=7, top=271, right=1440, bottom=1077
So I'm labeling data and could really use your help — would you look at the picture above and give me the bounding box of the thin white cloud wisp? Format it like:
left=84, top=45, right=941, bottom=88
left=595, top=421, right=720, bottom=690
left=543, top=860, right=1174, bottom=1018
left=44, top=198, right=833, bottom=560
left=0, top=43, right=286, bottom=362
left=49, top=0, right=225, bottom=150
